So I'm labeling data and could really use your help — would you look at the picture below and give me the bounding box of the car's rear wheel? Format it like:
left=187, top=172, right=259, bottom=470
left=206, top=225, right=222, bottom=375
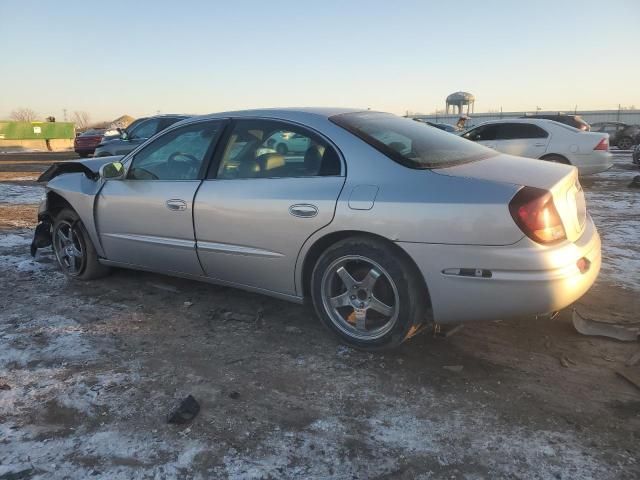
left=276, top=143, right=288, bottom=155
left=52, top=208, right=110, bottom=280
left=617, top=136, right=633, bottom=150
left=311, top=236, right=429, bottom=350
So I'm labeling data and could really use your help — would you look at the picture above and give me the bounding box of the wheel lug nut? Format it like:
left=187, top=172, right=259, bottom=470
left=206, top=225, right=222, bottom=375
left=350, top=295, right=356, bottom=300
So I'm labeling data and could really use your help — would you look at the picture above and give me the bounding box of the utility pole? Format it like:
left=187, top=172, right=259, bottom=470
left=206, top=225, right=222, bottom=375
left=63, top=109, right=67, bottom=122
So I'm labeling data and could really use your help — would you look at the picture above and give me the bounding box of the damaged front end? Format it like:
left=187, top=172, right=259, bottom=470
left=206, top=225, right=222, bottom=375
left=31, top=156, right=121, bottom=257
left=31, top=194, right=53, bottom=257
left=31, top=219, right=52, bottom=257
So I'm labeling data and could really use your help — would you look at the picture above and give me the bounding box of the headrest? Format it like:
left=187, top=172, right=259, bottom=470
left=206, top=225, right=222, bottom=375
left=257, top=153, right=285, bottom=171
left=304, top=146, right=323, bottom=175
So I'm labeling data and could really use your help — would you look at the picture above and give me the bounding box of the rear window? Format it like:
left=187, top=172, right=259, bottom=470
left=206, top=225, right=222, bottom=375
left=80, top=129, right=105, bottom=136
left=330, top=112, right=496, bottom=169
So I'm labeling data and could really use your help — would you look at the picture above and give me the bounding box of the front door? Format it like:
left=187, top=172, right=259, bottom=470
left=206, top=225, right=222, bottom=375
left=492, top=122, right=550, bottom=158
left=95, top=120, right=225, bottom=274
left=194, top=118, right=345, bottom=296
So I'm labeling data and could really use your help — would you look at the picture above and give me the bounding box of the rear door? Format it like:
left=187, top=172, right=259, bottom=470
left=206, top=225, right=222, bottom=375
left=493, top=122, right=550, bottom=158
left=193, top=118, right=345, bottom=296
left=96, top=120, right=225, bottom=274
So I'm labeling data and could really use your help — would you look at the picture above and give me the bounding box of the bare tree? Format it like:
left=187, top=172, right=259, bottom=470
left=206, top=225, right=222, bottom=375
left=72, top=111, right=91, bottom=130
left=10, top=108, right=38, bottom=122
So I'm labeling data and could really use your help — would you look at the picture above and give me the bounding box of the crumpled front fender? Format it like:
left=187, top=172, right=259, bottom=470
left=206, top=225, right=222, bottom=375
left=38, top=156, right=124, bottom=182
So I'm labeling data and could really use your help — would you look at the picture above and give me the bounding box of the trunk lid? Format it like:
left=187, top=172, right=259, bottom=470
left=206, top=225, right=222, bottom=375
left=436, top=154, right=586, bottom=242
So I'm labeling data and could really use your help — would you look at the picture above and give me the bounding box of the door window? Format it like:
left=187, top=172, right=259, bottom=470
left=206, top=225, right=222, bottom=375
left=215, top=119, right=341, bottom=179
left=128, top=118, right=162, bottom=140
left=496, top=123, right=548, bottom=140
left=127, top=121, right=222, bottom=180
left=463, top=124, right=500, bottom=141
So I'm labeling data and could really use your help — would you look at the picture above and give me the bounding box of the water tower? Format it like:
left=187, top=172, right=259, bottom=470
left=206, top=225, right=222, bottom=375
left=446, top=91, right=475, bottom=115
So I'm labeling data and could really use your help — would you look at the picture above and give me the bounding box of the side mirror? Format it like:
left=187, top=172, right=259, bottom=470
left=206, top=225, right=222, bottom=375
left=99, top=161, right=125, bottom=180
left=120, top=131, right=129, bottom=140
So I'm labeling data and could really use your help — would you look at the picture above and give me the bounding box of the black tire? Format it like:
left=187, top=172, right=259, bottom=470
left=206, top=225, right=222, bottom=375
left=311, top=236, right=429, bottom=350
left=541, top=154, right=570, bottom=164
left=276, top=143, right=288, bottom=155
left=617, top=136, right=633, bottom=150
left=52, top=208, right=110, bottom=280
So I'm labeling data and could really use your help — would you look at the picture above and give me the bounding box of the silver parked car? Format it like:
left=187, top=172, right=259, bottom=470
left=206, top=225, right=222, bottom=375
left=32, top=108, right=601, bottom=349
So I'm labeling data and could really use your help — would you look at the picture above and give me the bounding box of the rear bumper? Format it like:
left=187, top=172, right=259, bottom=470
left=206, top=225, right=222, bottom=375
left=398, top=216, right=601, bottom=324
left=570, top=151, right=612, bottom=175
left=74, top=148, right=96, bottom=155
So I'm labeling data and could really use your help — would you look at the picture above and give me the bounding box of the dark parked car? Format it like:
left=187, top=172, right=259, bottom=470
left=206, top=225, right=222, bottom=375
left=94, top=115, right=189, bottom=157
left=591, top=122, right=640, bottom=150
left=520, top=113, right=590, bottom=131
left=74, top=129, right=106, bottom=158
left=414, top=119, right=458, bottom=133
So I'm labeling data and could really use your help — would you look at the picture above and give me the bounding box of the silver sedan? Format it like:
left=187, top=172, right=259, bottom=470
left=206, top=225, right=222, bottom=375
left=33, top=108, right=601, bottom=349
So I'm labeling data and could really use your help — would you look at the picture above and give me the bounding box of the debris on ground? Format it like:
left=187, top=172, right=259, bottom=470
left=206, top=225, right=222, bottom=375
left=228, top=391, right=240, bottom=400
left=212, top=307, right=257, bottom=323
left=434, top=323, right=464, bottom=338
left=560, top=355, right=577, bottom=368
left=166, top=395, right=200, bottom=424
left=183, top=301, right=193, bottom=308
left=628, top=175, right=640, bottom=189
left=572, top=309, right=639, bottom=342
left=0, top=467, right=35, bottom=480
left=0, top=383, right=11, bottom=391
left=443, top=365, right=464, bottom=373
left=626, top=351, right=640, bottom=367
left=255, top=308, right=265, bottom=328
left=147, top=282, right=180, bottom=293
left=615, top=368, right=640, bottom=392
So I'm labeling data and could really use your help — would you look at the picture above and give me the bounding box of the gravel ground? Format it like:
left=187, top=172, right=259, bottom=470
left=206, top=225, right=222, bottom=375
left=0, top=153, right=638, bottom=479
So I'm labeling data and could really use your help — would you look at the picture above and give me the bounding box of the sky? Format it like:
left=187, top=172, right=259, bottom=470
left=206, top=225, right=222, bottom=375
left=1, top=0, right=639, bottom=122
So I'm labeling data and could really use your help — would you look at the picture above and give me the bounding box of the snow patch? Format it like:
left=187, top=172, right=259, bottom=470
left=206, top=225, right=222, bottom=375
left=0, top=233, right=32, bottom=247
left=584, top=163, right=640, bottom=291
left=0, top=183, right=44, bottom=204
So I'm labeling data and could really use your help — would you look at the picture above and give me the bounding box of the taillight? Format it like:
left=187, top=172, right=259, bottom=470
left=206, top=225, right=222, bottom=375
left=509, top=187, right=566, bottom=244
left=594, top=138, right=608, bottom=151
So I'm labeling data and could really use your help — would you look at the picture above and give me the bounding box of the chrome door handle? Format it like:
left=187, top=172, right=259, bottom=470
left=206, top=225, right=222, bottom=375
left=166, top=199, right=187, bottom=211
left=534, top=143, right=546, bottom=147
left=289, top=204, right=318, bottom=218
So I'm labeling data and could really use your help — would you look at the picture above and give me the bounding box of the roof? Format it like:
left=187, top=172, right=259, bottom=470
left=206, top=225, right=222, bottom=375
left=475, top=118, right=575, bottom=128
left=196, top=107, right=364, bottom=121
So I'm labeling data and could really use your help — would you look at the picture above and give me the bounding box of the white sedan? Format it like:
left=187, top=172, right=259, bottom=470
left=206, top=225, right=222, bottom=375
left=462, top=119, right=612, bottom=175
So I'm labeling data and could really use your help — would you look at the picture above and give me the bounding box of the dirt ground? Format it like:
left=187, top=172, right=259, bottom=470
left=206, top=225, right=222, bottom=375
left=0, top=152, right=638, bottom=479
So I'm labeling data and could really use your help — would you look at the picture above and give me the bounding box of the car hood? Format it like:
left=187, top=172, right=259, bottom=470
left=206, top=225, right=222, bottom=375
left=38, top=155, right=124, bottom=182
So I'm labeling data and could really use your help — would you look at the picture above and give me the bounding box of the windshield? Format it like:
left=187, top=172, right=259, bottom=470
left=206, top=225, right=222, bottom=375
left=330, top=112, right=496, bottom=168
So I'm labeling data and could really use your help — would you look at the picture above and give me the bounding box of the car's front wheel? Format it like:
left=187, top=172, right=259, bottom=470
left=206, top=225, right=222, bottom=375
left=52, top=208, right=110, bottom=280
left=311, top=236, right=429, bottom=350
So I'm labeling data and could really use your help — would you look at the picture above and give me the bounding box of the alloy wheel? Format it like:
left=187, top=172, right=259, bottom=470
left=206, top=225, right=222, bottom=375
left=320, top=255, right=399, bottom=341
left=53, top=220, right=85, bottom=276
left=617, top=137, right=633, bottom=150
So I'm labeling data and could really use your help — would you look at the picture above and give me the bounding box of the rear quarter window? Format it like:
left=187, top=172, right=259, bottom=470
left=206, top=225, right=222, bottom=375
left=330, top=112, right=495, bottom=169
